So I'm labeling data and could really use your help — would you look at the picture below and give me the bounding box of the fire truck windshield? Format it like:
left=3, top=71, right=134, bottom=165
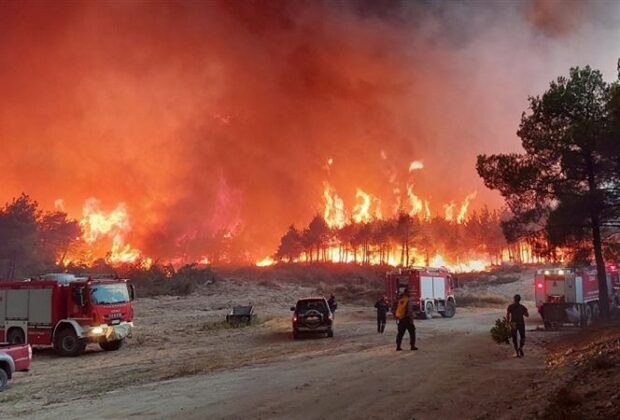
left=90, top=283, right=130, bottom=305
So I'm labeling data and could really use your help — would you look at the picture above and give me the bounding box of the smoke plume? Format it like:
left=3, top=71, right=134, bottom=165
left=0, top=0, right=618, bottom=262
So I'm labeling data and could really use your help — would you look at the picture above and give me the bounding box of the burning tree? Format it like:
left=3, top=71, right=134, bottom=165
left=477, top=66, right=620, bottom=318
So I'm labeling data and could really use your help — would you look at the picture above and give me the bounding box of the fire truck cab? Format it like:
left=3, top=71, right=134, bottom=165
left=0, top=276, right=135, bottom=356
left=386, top=267, right=456, bottom=319
left=535, top=267, right=619, bottom=329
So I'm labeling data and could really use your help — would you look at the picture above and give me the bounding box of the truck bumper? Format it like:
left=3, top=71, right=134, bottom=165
left=84, top=322, right=133, bottom=342
left=541, top=303, right=581, bottom=324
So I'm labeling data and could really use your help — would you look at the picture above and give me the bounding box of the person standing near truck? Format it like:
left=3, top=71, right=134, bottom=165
left=374, top=296, right=390, bottom=333
left=395, top=289, right=418, bottom=351
left=328, top=294, right=338, bottom=318
left=507, top=294, right=529, bottom=357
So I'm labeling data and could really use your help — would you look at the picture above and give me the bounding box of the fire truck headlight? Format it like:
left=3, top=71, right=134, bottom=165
left=91, top=326, right=105, bottom=335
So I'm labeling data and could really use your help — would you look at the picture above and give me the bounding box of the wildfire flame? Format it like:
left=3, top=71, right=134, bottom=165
left=323, top=182, right=346, bottom=228
left=256, top=256, right=275, bottom=267
left=457, top=192, right=478, bottom=224
left=352, top=189, right=382, bottom=223
left=79, top=198, right=145, bottom=265
left=409, top=160, right=424, bottom=171
left=444, top=202, right=455, bottom=222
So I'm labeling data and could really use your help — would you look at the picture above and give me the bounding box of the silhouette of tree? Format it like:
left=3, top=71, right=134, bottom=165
left=276, top=225, right=303, bottom=262
left=478, top=66, right=620, bottom=318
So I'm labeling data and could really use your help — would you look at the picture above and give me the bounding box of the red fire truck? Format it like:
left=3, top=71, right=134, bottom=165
left=0, top=276, right=135, bottom=356
left=535, top=267, right=620, bottom=328
left=386, top=267, right=456, bottom=319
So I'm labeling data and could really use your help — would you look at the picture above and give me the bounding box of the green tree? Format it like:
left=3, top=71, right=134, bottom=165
left=304, top=215, right=330, bottom=262
left=477, top=66, right=620, bottom=318
left=39, top=211, right=81, bottom=267
left=0, top=194, right=40, bottom=278
left=276, top=225, right=303, bottom=262
left=0, top=194, right=81, bottom=279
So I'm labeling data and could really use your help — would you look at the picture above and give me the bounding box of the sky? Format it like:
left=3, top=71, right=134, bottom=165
left=0, top=0, right=619, bottom=261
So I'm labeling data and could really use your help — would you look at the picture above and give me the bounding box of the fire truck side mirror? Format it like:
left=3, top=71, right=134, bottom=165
left=72, top=287, right=85, bottom=307
left=129, top=284, right=136, bottom=301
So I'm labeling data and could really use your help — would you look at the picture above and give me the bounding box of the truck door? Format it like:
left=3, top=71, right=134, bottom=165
left=545, top=275, right=565, bottom=302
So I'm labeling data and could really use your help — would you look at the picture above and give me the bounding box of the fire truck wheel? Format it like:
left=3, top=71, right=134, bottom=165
left=441, top=300, right=456, bottom=318
left=7, top=328, right=25, bottom=345
left=590, top=303, right=600, bottom=320
left=0, top=368, right=8, bottom=392
left=100, top=339, right=124, bottom=352
left=54, top=328, right=86, bottom=357
left=423, top=301, right=433, bottom=320
left=326, top=329, right=334, bottom=338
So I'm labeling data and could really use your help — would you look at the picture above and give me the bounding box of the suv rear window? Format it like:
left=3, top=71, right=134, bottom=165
left=296, top=299, right=328, bottom=314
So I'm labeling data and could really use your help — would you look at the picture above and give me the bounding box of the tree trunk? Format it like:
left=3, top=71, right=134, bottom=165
left=585, top=151, right=610, bottom=318
left=592, top=215, right=610, bottom=318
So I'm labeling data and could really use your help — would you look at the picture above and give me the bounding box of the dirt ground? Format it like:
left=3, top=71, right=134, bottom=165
left=0, top=270, right=569, bottom=419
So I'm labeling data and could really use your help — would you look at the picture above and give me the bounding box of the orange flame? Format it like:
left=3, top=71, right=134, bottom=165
left=408, top=160, right=424, bottom=171
left=323, top=182, right=346, bottom=228
left=352, top=189, right=382, bottom=223
left=443, top=202, right=455, bottom=221
left=457, top=192, right=477, bottom=224
left=256, top=256, right=275, bottom=267
left=79, top=198, right=145, bottom=265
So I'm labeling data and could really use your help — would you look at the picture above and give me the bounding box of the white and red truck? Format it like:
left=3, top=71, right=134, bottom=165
left=0, top=276, right=135, bottom=356
left=535, top=266, right=620, bottom=328
left=386, top=267, right=456, bottom=319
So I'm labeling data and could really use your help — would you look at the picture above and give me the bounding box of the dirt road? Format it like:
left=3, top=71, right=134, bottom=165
left=1, top=281, right=551, bottom=420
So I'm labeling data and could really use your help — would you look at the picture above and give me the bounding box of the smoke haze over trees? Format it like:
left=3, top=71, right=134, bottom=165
left=1, top=1, right=619, bottom=262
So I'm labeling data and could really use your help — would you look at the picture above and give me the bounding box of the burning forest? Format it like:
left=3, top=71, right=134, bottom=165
left=1, top=1, right=619, bottom=277
left=4, top=2, right=620, bottom=420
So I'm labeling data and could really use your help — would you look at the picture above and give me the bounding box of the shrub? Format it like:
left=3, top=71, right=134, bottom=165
left=490, top=317, right=512, bottom=344
left=127, top=263, right=217, bottom=297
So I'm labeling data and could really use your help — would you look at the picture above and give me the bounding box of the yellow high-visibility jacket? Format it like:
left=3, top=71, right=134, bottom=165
left=395, top=296, right=409, bottom=320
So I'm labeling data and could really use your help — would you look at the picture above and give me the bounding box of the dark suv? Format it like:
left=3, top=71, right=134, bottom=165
left=291, top=297, right=334, bottom=339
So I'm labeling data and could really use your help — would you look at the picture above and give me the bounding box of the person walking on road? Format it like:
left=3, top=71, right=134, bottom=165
left=507, top=294, right=529, bottom=357
left=374, top=296, right=390, bottom=333
left=328, top=294, right=338, bottom=318
left=394, top=289, right=417, bottom=351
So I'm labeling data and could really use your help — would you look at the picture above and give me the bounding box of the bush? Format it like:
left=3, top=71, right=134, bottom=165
left=457, top=293, right=509, bottom=307
left=127, top=263, right=217, bottom=297
left=490, top=317, right=512, bottom=344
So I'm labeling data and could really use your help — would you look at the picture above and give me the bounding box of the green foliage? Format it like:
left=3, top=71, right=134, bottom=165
left=477, top=65, right=620, bottom=317
left=0, top=194, right=80, bottom=279
left=490, top=316, right=511, bottom=345
left=477, top=67, right=619, bottom=249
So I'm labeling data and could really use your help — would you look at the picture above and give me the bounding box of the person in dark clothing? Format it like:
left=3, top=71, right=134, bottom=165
left=327, top=294, right=337, bottom=317
left=374, top=296, right=390, bottom=333
left=507, top=294, right=529, bottom=357
left=394, top=289, right=417, bottom=351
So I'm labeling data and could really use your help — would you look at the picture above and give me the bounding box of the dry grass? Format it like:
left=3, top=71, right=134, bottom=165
left=456, top=293, right=509, bottom=307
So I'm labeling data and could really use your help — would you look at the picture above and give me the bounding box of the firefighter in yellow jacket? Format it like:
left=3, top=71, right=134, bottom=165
left=395, top=288, right=418, bottom=351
